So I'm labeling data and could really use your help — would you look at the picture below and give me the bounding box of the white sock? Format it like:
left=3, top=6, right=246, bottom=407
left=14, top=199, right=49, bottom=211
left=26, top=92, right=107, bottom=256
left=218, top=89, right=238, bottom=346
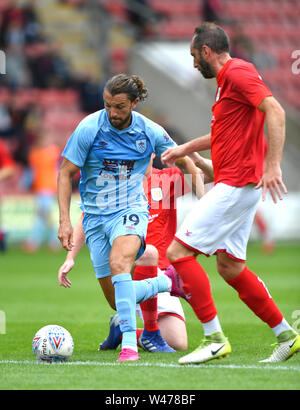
left=271, top=318, right=293, bottom=337
left=202, top=315, right=223, bottom=336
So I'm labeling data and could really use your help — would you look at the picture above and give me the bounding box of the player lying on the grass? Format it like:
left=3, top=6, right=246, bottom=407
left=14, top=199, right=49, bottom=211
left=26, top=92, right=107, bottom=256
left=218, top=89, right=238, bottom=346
left=58, top=224, right=188, bottom=352
left=58, top=154, right=211, bottom=353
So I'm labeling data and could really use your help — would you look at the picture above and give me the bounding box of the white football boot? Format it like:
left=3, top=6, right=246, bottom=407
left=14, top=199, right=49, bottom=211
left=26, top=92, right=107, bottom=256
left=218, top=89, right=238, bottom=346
left=178, top=332, right=231, bottom=365
left=260, top=330, right=300, bottom=363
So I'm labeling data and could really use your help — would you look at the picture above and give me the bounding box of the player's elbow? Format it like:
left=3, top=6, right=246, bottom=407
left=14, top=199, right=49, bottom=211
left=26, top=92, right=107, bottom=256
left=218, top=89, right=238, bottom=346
left=259, top=96, right=285, bottom=120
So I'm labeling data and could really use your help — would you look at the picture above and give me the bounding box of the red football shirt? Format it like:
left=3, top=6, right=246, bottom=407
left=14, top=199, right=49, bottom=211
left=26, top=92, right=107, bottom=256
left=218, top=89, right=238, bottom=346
left=144, top=167, right=190, bottom=270
left=211, top=58, right=272, bottom=187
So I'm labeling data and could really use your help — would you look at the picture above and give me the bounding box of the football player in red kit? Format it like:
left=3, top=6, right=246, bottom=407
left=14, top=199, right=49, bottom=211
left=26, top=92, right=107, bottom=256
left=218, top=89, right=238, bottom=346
left=162, top=22, right=299, bottom=364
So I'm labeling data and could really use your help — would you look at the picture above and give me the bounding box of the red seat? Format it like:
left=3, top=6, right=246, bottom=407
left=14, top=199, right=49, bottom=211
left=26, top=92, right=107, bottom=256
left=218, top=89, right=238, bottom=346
left=102, top=0, right=128, bottom=21
left=149, top=0, right=201, bottom=16
left=160, top=19, right=196, bottom=39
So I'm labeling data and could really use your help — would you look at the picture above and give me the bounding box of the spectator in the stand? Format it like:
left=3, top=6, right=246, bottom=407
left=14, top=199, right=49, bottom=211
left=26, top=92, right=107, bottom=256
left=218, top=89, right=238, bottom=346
left=22, top=131, right=61, bottom=252
left=125, top=0, right=162, bottom=39
left=72, top=73, right=105, bottom=114
left=22, top=0, right=43, bottom=45
left=0, top=138, right=16, bottom=251
left=230, top=23, right=255, bottom=62
left=0, top=101, right=14, bottom=138
left=202, top=0, right=224, bottom=23
left=231, top=23, right=277, bottom=70
left=0, top=0, right=41, bottom=49
left=25, top=41, right=55, bottom=88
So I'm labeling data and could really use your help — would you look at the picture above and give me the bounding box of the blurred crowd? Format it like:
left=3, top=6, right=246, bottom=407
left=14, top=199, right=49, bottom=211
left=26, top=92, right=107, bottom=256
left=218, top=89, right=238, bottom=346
left=0, top=0, right=105, bottom=187
left=0, top=0, right=106, bottom=251
left=0, top=0, right=290, bottom=252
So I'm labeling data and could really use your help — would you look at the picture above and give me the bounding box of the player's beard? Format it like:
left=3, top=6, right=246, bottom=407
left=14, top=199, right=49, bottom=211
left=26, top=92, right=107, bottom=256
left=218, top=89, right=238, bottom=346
left=197, top=53, right=215, bottom=79
left=109, top=112, right=132, bottom=130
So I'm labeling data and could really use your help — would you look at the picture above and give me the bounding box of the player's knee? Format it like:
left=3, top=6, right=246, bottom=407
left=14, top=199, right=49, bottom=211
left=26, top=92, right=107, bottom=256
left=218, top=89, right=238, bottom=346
left=173, top=338, right=188, bottom=351
left=217, top=260, right=231, bottom=280
left=166, top=243, right=177, bottom=262
left=110, top=255, right=134, bottom=276
left=136, top=244, right=158, bottom=266
left=167, top=241, right=192, bottom=262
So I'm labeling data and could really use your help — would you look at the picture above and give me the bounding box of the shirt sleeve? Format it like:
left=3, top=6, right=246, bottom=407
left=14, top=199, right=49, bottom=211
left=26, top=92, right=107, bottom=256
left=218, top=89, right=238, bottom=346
left=62, top=117, right=95, bottom=167
left=149, top=124, right=177, bottom=156
left=230, top=65, right=272, bottom=108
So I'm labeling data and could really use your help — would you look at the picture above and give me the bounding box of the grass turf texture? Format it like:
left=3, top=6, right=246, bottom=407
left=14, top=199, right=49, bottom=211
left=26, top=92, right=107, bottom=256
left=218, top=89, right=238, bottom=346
left=0, top=242, right=299, bottom=390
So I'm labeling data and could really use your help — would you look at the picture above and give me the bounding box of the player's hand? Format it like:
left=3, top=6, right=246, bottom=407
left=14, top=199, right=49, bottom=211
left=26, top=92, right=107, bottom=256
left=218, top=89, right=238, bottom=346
left=58, top=221, right=74, bottom=251
left=58, top=259, right=74, bottom=288
left=161, top=146, right=186, bottom=167
left=255, top=164, right=287, bottom=203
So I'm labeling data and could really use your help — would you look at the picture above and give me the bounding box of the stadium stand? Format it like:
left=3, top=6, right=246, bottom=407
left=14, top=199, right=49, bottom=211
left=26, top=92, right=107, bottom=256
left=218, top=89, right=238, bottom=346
left=102, top=0, right=300, bottom=112
left=0, top=0, right=105, bottom=194
left=0, top=0, right=299, bottom=196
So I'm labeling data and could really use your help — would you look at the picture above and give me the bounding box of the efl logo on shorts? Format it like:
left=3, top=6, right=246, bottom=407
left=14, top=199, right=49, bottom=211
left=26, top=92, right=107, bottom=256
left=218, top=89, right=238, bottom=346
left=0, top=50, right=6, bottom=74
left=291, top=50, right=300, bottom=75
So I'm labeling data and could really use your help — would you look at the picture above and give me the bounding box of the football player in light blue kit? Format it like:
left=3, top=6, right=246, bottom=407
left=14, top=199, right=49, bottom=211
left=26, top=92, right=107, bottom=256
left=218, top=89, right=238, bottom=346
left=57, top=74, right=177, bottom=362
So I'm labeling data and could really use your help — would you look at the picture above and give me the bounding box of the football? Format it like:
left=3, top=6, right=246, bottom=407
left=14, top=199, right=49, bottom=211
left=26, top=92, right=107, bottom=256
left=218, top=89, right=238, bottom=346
left=32, top=325, right=74, bottom=363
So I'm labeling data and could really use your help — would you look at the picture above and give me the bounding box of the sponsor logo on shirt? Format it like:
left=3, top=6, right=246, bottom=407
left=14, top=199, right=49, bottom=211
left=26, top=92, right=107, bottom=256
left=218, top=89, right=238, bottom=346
left=98, top=159, right=135, bottom=180
left=148, top=213, right=159, bottom=223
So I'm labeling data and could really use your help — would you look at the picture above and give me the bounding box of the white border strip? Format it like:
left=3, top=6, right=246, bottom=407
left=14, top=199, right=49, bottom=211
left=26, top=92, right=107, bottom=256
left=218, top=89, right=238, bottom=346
left=0, top=360, right=299, bottom=372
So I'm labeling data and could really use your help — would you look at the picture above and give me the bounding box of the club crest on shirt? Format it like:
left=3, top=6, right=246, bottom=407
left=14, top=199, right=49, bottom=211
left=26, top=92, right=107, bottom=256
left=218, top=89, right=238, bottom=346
left=135, top=138, right=147, bottom=153
left=151, top=187, right=163, bottom=201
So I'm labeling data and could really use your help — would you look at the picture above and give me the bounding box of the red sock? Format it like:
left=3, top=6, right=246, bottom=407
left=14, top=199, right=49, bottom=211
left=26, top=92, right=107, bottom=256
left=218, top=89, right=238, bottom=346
left=121, top=328, right=143, bottom=344
left=227, top=266, right=283, bottom=328
left=136, top=328, right=143, bottom=343
left=171, top=256, right=217, bottom=323
left=133, top=266, right=159, bottom=332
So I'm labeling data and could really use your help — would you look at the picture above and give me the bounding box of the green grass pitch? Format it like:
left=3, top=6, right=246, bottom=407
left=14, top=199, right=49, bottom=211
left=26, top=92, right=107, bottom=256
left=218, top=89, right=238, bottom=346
left=0, top=242, right=299, bottom=390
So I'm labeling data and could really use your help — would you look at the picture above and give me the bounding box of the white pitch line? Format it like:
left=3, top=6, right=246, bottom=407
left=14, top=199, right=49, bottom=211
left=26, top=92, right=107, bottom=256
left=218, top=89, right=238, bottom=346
left=0, top=360, right=300, bottom=372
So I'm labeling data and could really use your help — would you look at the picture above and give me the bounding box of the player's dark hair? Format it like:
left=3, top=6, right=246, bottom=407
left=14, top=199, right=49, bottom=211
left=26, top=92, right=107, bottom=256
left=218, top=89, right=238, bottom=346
left=104, top=74, right=148, bottom=102
left=193, top=22, right=230, bottom=54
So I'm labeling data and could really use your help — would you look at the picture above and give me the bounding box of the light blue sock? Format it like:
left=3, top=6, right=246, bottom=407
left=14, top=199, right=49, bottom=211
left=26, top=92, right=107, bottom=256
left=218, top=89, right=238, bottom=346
left=134, top=275, right=171, bottom=304
left=112, top=273, right=137, bottom=349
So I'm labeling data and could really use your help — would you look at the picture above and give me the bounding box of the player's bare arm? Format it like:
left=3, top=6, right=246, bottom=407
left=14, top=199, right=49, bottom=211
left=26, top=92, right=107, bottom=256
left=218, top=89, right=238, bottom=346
left=256, top=96, right=287, bottom=203
left=189, top=151, right=214, bottom=183
left=57, top=158, right=80, bottom=251
left=58, top=213, right=85, bottom=288
left=161, top=133, right=211, bottom=165
left=175, top=156, right=205, bottom=198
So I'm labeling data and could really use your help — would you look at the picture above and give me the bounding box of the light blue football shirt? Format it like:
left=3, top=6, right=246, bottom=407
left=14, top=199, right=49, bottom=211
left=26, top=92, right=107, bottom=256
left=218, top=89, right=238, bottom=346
left=62, top=109, right=177, bottom=215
